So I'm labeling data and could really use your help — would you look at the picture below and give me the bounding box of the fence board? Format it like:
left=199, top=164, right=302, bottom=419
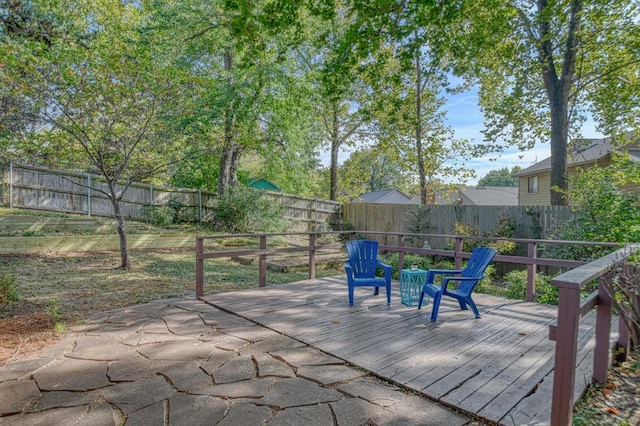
left=0, top=163, right=341, bottom=231
left=344, top=203, right=573, bottom=248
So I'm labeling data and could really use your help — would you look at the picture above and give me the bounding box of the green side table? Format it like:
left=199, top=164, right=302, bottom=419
left=400, top=268, right=429, bottom=307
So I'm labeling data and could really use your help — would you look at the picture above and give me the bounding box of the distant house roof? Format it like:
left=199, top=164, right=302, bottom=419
left=409, top=186, right=519, bottom=206
left=458, top=186, right=518, bottom=205
left=514, top=134, right=640, bottom=177
left=354, top=189, right=413, bottom=204
left=247, top=177, right=281, bottom=191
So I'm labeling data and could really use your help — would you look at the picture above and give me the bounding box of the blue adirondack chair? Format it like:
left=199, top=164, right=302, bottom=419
left=344, top=240, right=392, bottom=306
left=418, top=247, right=497, bottom=321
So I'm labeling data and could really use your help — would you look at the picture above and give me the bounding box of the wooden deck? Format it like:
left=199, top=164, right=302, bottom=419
left=201, top=276, right=603, bottom=425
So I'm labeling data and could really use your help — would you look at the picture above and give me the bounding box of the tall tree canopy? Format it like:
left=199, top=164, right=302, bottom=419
left=477, top=167, right=521, bottom=187
left=451, top=0, right=640, bottom=204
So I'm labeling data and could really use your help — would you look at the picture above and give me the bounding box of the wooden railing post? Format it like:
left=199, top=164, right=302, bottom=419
left=398, top=234, right=405, bottom=272
left=526, top=242, right=537, bottom=302
left=196, top=237, right=204, bottom=299
left=259, top=235, right=267, bottom=288
left=550, top=283, right=581, bottom=425
left=454, top=238, right=463, bottom=270
left=593, top=276, right=612, bottom=383
left=309, top=233, right=316, bottom=280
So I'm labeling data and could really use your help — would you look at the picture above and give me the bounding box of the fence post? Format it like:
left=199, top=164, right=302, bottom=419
left=149, top=184, right=153, bottom=205
left=198, top=190, right=202, bottom=223
left=550, top=283, right=581, bottom=425
left=593, top=276, right=612, bottom=383
left=196, top=237, right=204, bottom=299
left=454, top=238, right=463, bottom=270
left=526, top=242, right=537, bottom=302
left=87, top=173, right=91, bottom=217
left=398, top=234, right=405, bottom=272
left=259, top=235, right=267, bottom=288
left=9, top=161, right=13, bottom=209
left=309, top=233, right=316, bottom=280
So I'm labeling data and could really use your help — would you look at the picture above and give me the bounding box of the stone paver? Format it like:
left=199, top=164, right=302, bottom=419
left=0, top=299, right=473, bottom=425
left=266, top=404, right=334, bottom=426
left=257, top=377, right=343, bottom=408
left=100, top=376, right=175, bottom=415
left=33, top=358, right=110, bottom=391
left=0, top=380, right=41, bottom=415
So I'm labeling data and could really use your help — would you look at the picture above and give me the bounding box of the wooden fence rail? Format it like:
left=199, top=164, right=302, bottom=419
left=195, top=230, right=631, bottom=426
left=0, top=162, right=341, bottom=231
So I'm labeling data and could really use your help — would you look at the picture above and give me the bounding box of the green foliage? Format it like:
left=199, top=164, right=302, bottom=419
left=142, top=205, right=176, bottom=227
left=503, top=270, right=556, bottom=305
left=170, top=154, right=220, bottom=192
left=450, top=222, right=481, bottom=252
left=0, top=274, right=20, bottom=305
left=214, top=187, right=289, bottom=233
left=380, top=253, right=433, bottom=280
left=448, top=218, right=516, bottom=255
left=477, top=167, right=520, bottom=187
left=550, top=159, right=640, bottom=260
left=406, top=205, right=431, bottom=247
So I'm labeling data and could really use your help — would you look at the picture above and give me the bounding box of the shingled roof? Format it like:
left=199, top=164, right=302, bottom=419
left=515, top=133, right=640, bottom=177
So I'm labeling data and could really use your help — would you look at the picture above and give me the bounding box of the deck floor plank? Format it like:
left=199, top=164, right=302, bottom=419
left=201, top=276, right=604, bottom=425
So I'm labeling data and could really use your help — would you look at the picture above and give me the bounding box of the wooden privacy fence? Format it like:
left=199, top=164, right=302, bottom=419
left=344, top=202, right=573, bottom=242
left=0, top=162, right=341, bottom=231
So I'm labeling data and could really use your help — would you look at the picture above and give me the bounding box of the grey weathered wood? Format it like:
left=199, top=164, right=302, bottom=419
left=202, top=277, right=606, bottom=425
left=1, top=162, right=341, bottom=231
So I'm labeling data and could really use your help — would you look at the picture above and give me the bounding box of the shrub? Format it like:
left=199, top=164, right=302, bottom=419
left=380, top=253, right=433, bottom=279
left=214, top=187, right=289, bottom=233
left=0, top=274, right=19, bottom=305
left=503, top=270, right=556, bottom=304
left=406, top=206, right=431, bottom=247
left=142, top=205, right=175, bottom=226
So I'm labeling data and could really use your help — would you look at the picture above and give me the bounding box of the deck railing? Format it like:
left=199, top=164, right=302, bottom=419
left=548, top=244, right=639, bottom=425
left=195, top=231, right=634, bottom=426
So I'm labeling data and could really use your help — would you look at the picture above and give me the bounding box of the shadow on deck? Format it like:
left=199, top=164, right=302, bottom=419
left=201, top=276, right=602, bottom=425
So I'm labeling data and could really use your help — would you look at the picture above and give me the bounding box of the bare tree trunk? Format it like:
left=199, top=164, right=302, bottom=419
left=537, top=0, right=581, bottom=206
left=107, top=181, right=130, bottom=269
left=218, top=48, right=237, bottom=196
left=229, top=143, right=242, bottom=187
left=549, top=89, right=569, bottom=205
left=415, top=40, right=428, bottom=206
left=329, top=104, right=340, bottom=201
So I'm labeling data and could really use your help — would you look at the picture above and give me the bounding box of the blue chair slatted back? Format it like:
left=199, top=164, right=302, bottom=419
left=345, top=240, right=379, bottom=278
left=458, top=247, right=498, bottom=294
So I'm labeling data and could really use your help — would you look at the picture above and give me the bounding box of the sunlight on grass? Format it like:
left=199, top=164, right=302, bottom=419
left=0, top=251, right=343, bottom=322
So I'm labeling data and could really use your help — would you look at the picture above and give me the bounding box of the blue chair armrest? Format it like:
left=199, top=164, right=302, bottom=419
left=426, top=269, right=463, bottom=283
left=376, top=261, right=392, bottom=281
left=345, top=262, right=353, bottom=278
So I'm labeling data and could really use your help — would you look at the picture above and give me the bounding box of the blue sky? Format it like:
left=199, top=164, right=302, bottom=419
left=445, top=87, right=605, bottom=185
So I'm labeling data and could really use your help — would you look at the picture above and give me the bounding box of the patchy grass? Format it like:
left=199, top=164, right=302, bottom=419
left=0, top=249, right=343, bottom=322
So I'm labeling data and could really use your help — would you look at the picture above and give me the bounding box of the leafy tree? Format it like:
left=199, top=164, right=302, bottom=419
left=366, top=40, right=475, bottom=204
left=148, top=0, right=323, bottom=197
left=549, top=154, right=640, bottom=260
left=339, top=147, right=412, bottom=200
left=0, top=0, right=188, bottom=269
left=477, top=166, right=521, bottom=187
left=452, top=0, right=640, bottom=205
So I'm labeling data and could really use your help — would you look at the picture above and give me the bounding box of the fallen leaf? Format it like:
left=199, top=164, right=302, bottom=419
left=332, top=319, right=340, bottom=324
left=606, top=407, right=619, bottom=415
